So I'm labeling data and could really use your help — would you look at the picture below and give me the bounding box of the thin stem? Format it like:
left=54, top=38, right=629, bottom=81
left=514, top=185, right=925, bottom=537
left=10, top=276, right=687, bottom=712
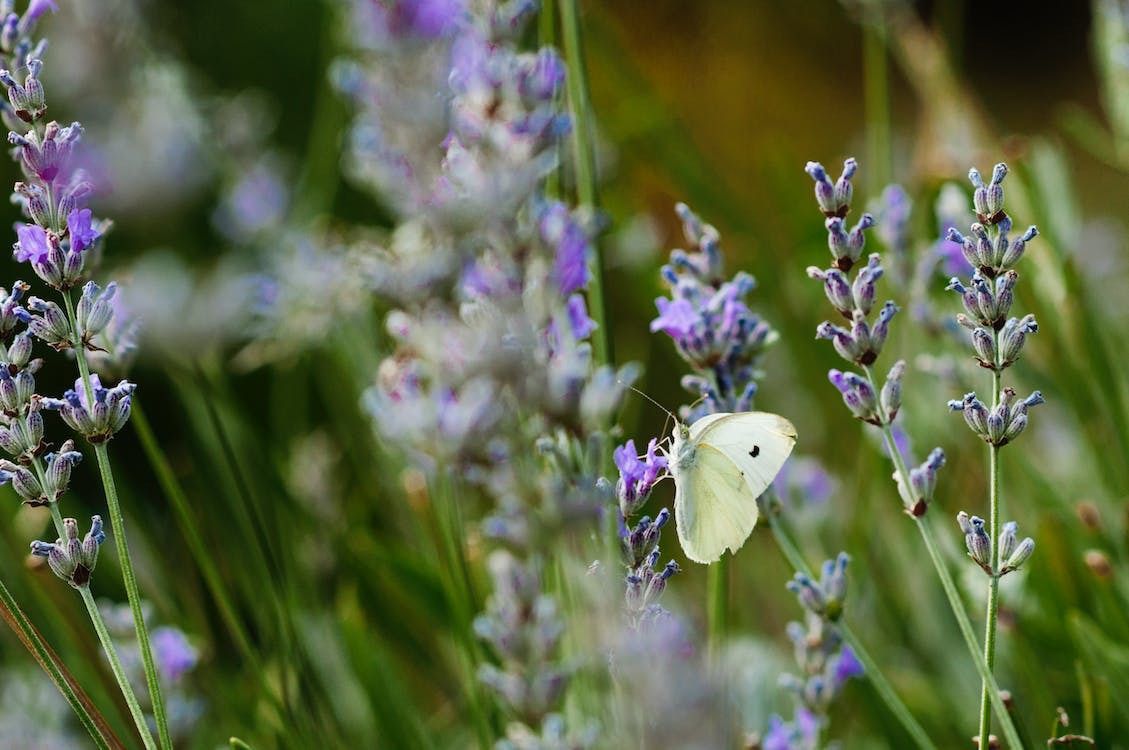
left=862, top=365, right=1024, bottom=749
left=78, top=586, right=158, bottom=750
left=978, top=351, right=1004, bottom=747
left=559, top=0, right=612, bottom=368
left=765, top=513, right=938, bottom=750
left=130, top=400, right=257, bottom=663
left=0, top=575, right=122, bottom=749
left=62, top=289, right=173, bottom=750
left=862, top=2, right=892, bottom=189
left=706, top=555, right=728, bottom=663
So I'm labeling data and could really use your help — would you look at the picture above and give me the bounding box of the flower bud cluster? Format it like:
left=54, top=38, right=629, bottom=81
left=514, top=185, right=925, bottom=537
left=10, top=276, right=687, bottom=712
left=650, top=203, right=778, bottom=419
left=42, top=374, right=135, bottom=444
left=614, top=438, right=680, bottom=628
left=957, top=512, right=1035, bottom=577
left=948, top=388, right=1044, bottom=448
left=474, top=550, right=568, bottom=721
left=29, top=515, right=105, bottom=589
left=765, top=553, right=863, bottom=745
left=805, top=159, right=874, bottom=272
left=893, top=447, right=946, bottom=517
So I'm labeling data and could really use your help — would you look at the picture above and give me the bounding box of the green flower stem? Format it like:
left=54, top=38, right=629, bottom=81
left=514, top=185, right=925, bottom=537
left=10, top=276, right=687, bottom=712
left=764, top=512, right=937, bottom=750
left=78, top=586, right=158, bottom=750
left=0, top=575, right=121, bottom=749
left=706, top=555, right=728, bottom=663
left=560, top=0, right=612, bottom=369
left=862, top=365, right=1023, bottom=749
left=978, top=345, right=1004, bottom=747
left=62, top=290, right=173, bottom=750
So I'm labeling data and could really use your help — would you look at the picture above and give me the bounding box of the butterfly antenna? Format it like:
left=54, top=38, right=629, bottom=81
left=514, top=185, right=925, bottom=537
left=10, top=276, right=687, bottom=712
left=619, top=381, right=678, bottom=437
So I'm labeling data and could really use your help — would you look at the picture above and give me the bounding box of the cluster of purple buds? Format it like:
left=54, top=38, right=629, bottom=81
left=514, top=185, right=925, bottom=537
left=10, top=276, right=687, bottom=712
left=944, top=165, right=1038, bottom=279
left=0, top=439, right=80, bottom=505
left=805, top=159, right=874, bottom=273
left=765, top=553, right=862, bottom=745
left=828, top=359, right=903, bottom=426
left=29, top=515, right=105, bottom=589
left=474, top=550, right=568, bottom=721
left=893, top=447, right=946, bottom=517
left=948, top=388, right=1044, bottom=447
left=807, top=158, right=904, bottom=415
left=41, top=374, right=135, bottom=443
left=0, top=280, right=30, bottom=338
left=957, top=512, right=1035, bottom=576
left=814, top=298, right=898, bottom=367
left=650, top=203, right=777, bottom=413
left=786, top=552, right=849, bottom=622
left=614, top=438, right=680, bottom=626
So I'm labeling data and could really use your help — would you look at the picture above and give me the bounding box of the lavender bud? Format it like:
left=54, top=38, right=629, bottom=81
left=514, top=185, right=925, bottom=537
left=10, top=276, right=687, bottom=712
left=998, top=314, right=1038, bottom=367
left=895, top=447, right=945, bottom=515
left=971, top=327, right=997, bottom=369
left=961, top=513, right=993, bottom=571
left=30, top=515, right=104, bottom=588
left=880, top=360, right=905, bottom=421
left=6, top=331, right=31, bottom=367
left=851, top=254, right=883, bottom=316
left=868, top=301, right=899, bottom=358
left=1002, top=537, right=1035, bottom=573
left=832, top=158, right=857, bottom=212
left=807, top=266, right=853, bottom=316
left=998, top=521, right=1018, bottom=564
left=846, top=213, right=875, bottom=265
left=829, top=369, right=879, bottom=423
left=1001, top=225, right=1038, bottom=269
left=949, top=392, right=990, bottom=439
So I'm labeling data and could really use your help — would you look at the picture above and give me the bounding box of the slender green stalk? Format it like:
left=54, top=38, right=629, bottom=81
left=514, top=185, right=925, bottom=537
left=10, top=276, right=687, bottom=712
left=62, top=290, right=172, bottom=750
left=130, top=400, right=256, bottom=662
left=765, top=513, right=937, bottom=750
left=559, top=0, right=612, bottom=368
left=862, top=2, right=892, bottom=188
left=862, top=364, right=1023, bottom=749
left=706, top=555, right=728, bottom=663
left=78, top=586, right=158, bottom=750
left=978, top=345, right=1004, bottom=746
left=0, top=575, right=122, bottom=749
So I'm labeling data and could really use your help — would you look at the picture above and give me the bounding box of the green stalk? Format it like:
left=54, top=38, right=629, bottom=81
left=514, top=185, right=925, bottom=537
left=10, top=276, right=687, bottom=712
left=62, top=291, right=173, bottom=750
left=862, top=366, right=1023, bottom=749
left=78, top=586, right=158, bottom=750
left=130, top=400, right=256, bottom=662
left=706, top=555, right=728, bottom=663
left=765, top=513, right=937, bottom=750
left=559, top=0, right=612, bottom=368
left=977, top=343, right=1004, bottom=746
left=0, top=575, right=122, bottom=749
left=862, top=2, right=893, bottom=188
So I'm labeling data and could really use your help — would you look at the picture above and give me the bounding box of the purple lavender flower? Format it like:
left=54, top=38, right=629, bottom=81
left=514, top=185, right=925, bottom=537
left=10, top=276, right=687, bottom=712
left=379, top=0, right=465, bottom=41
left=832, top=645, right=864, bottom=688
left=539, top=201, right=590, bottom=297
left=66, top=208, right=99, bottom=254
left=13, top=222, right=48, bottom=263
left=614, top=437, right=668, bottom=517
left=23, top=0, right=58, bottom=26
left=151, top=626, right=199, bottom=683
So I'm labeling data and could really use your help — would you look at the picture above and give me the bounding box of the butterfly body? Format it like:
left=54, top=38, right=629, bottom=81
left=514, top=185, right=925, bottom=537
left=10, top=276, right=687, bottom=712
left=668, top=412, right=798, bottom=564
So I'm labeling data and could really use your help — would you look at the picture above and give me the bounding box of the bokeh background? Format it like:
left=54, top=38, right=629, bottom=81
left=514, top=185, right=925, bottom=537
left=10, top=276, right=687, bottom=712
left=0, top=0, right=1125, bottom=747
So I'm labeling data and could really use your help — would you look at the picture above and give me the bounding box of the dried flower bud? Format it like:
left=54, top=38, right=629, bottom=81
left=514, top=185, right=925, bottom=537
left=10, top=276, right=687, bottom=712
left=29, top=515, right=105, bottom=589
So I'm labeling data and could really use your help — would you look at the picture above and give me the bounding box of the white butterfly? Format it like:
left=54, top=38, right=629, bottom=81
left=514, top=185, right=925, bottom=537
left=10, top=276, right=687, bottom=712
left=666, top=412, right=798, bottom=564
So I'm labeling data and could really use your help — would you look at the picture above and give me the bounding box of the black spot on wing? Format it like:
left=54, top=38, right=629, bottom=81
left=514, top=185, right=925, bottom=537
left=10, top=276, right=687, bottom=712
left=749, top=445, right=760, bottom=458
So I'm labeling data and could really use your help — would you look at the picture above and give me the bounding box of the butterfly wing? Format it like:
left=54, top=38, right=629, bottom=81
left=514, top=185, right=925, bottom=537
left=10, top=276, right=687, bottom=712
left=674, top=441, right=759, bottom=563
left=691, top=411, right=797, bottom=499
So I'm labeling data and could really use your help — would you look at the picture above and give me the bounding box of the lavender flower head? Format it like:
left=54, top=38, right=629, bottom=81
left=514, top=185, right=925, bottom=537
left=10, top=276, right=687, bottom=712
left=760, top=553, right=861, bottom=747
left=651, top=203, right=778, bottom=418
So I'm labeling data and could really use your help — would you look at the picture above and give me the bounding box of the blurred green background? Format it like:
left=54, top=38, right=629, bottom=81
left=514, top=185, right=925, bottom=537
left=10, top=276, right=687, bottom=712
left=0, top=0, right=1126, bottom=747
